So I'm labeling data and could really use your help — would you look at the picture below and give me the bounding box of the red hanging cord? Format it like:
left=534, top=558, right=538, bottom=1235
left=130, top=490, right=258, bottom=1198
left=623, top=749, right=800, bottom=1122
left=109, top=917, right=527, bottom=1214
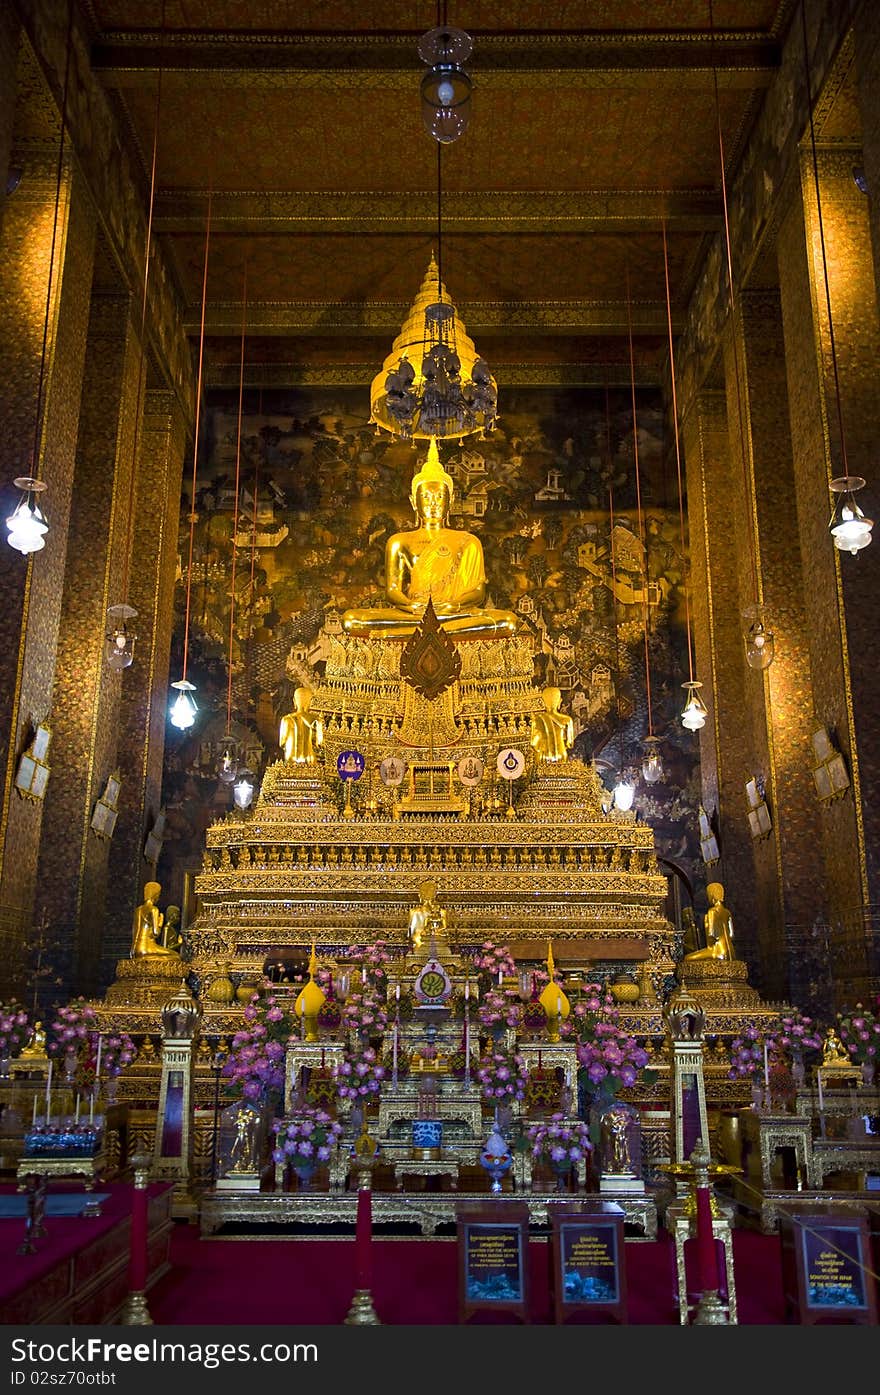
left=626, top=264, right=654, bottom=738
left=662, top=219, right=695, bottom=682
left=180, top=191, right=213, bottom=684
left=225, top=260, right=248, bottom=733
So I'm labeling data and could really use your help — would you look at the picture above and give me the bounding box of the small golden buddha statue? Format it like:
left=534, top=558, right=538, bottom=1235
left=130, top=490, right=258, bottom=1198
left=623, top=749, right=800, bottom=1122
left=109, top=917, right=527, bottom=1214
left=161, top=904, right=182, bottom=954
left=342, top=438, right=518, bottom=638
left=408, top=878, right=447, bottom=952
left=279, top=687, right=324, bottom=764
left=131, top=881, right=178, bottom=958
left=684, top=882, right=736, bottom=962
left=821, top=1025, right=851, bottom=1069
left=530, top=687, right=575, bottom=762
left=20, top=1020, right=47, bottom=1058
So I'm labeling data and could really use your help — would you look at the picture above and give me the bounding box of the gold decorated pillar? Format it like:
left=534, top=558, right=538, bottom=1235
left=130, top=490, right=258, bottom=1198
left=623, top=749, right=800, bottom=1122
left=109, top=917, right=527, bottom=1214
left=0, top=6, right=19, bottom=237
left=776, top=150, right=880, bottom=945
left=103, top=390, right=187, bottom=978
left=34, top=290, right=142, bottom=995
left=681, top=390, right=759, bottom=967
left=723, top=291, right=825, bottom=992
left=0, top=153, right=97, bottom=994
left=854, top=1, right=880, bottom=307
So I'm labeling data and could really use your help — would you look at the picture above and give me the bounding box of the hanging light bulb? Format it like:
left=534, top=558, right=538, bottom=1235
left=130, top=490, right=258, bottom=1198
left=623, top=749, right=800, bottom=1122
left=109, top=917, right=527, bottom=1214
left=641, top=736, right=664, bottom=784
left=233, top=769, right=255, bottom=810
left=6, top=477, right=48, bottom=554
left=742, top=604, right=775, bottom=671
left=418, top=27, right=473, bottom=144
left=104, top=603, right=138, bottom=670
left=216, top=734, right=239, bottom=784
left=681, top=680, right=708, bottom=732
left=169, top=678, right=198, bottom=731
left=829, top=476, right=873, bottom=554
left=612, top=776, right=636, bottom=812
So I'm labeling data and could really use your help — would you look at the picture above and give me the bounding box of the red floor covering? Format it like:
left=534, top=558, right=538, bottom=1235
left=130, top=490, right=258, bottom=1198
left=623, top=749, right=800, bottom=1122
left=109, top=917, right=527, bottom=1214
left=149, top=1225, right=789, bottom=1325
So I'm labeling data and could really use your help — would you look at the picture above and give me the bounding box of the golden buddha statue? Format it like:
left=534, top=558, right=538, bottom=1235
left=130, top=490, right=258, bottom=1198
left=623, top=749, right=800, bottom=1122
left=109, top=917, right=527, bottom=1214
left=408, top=878, right=446, bottom=952
left=342, top=439, right=518, bottom=638
left=821, top=1025, right=851, bottom=1069
left=530, top=686, right=575, bottom=762
left=279, top=687, right=324, bottom=763
left=161, top=904, right=182, bottom=954
left=131, top=881, right=177, bottom=957
left=684, top=882, right=736, bottom=961
left=20, top=1020, right=47, bottom=1058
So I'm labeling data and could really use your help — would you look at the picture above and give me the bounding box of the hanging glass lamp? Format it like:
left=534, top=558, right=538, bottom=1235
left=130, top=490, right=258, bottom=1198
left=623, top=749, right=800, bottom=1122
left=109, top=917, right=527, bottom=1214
left=233, top=769, right=256, bottom=810
left=216, top=734, right=239, bottom=784
left=105, top=604, right=138, bottom=670
left=169, top=678, right=198, bottom=730
left=612, top=776, right=636, bottom=812
left=418, top=26, right=472, bottom=144
left=742, top=604, right=775, bottom=671
left=680, top=680, right=708, bottom=732
left=829, top=476, right=873, bottom=554
left=641, top=736, right=664, bottom=784
left=6, top=477, right=48, bottom=554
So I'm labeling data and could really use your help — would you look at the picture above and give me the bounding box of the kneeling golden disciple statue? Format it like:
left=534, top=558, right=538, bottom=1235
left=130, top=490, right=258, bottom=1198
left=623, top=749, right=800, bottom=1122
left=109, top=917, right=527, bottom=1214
left=685, top=882, right=736, bottom=961
left=131, top=880, right=178, bottom=957
left=530, top=686, right=574, bottom=762
left=342, top=438, right=518, bottom=638
left=279, top=686, right=324, bottom=763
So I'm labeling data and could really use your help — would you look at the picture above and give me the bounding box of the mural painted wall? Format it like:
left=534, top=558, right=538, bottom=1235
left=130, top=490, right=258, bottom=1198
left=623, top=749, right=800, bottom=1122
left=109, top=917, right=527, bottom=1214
left=159, top=386, right=706, bottom=915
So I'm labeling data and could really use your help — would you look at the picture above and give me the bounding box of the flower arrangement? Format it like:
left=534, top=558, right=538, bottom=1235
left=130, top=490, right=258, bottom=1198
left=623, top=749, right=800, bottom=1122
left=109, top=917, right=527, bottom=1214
left=526, top=1114, right=592, bottom=1170
left=341, top=980, right=389, bottom=1038
left=0, top=1000, right=31, bottom=1059
left=568, top=982, right=651, bottom=1101
left=44, top=999, right=134, bottom=1092
left=478, top=987, right=523, bottom=1035
left=345, top=941, right=394, bottom=985
left=836, top=1003, right=880, bottom=1065
left=470, top=939, right=516, bottom=987
left=335, top=1042, right=386, bottom=1101
left=476, top=1044, right=528, bottom=1105
left=47, top=998, right=100, bottom=1064
left=223, top=984, right=294, bottom=1105
left=728, top=1010, right=823, bottom=1083
left=272, top=1105, right=343, bottom=1171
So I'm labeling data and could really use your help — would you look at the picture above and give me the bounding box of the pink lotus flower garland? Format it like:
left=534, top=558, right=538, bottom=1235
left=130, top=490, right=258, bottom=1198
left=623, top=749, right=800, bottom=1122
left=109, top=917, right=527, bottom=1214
left=470, top=939, right=516, bottom=985
left=223, top=984, right=293, bottom=1103
left=335, top=1043, right=386, bottom=1100
left=478, top=987, right=523, bottom=1034
left=0, top=1000, right=31, bottom=1057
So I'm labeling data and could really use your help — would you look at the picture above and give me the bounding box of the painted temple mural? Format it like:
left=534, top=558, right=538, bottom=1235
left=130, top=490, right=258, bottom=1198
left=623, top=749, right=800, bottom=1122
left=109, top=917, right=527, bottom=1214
left=158, top=386, right=704, bottom=914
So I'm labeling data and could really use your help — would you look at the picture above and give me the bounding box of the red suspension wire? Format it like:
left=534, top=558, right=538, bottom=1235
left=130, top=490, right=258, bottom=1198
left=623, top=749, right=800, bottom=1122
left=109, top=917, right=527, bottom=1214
left=662, top=219, right=695, bottom=682
left=180, top=192, right=213, bottom=683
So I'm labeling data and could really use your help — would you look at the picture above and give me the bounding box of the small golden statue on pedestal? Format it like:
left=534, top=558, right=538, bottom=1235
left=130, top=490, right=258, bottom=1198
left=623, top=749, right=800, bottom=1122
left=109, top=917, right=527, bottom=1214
left=279, top=687, right=324, bottom=764
left=19, top=1020, right=47, bottom=1059
left=529, top=687, right=574, bottom=762
left=131, top=881, right=178, bottom=958
left=408, top=878, right=447, bottom=954
left=684, top=882, right=736, bottom=961
left=821, top=1026, right=851, bottom=1069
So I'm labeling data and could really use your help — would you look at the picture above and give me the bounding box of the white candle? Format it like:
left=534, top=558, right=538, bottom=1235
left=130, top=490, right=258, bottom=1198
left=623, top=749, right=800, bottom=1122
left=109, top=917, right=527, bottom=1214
left=32, top=1095, right=37, bottom=1127
left=464, top=980, right=470, bottom=1001
left=763, top=1041, right=770, bottom=1088
left=817, top=1071, right=824, bottom=1114
left=94, top=1034, right=103, bottom=1083
left=75, top=1094, right=80, bottom=1123
left=392, top=1025, right=398, bottom=1085
left=89, top=1091, right=94, bottom=1125
left=464, top=1014, right=471, bottom=1085
left=45, top=1060, right=53, bottom=1121
left=395, top=983, right=400, bottom=1002
left=362, top=967, right=367, bottom=984
left=497, top=969, right=503, bottom=987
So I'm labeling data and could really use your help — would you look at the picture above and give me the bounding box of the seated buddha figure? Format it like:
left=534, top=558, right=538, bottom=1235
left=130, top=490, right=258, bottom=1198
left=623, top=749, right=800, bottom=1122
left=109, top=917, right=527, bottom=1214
left=279, top=686, right=324, bottom=764
left=342, top=438, right=518, bottom=638
left=530, top=687, right=574, bottom=762
left=131, top=881, right=178, bottom=958
left=684, top=882, right=736, bottom=962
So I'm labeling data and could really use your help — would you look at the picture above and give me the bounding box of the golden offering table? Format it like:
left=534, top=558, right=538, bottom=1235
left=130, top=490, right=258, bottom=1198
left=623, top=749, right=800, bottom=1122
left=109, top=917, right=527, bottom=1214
left=393, top=1157, right=460, bottom=1190
left=16, top=1150, right=106, bottom=1191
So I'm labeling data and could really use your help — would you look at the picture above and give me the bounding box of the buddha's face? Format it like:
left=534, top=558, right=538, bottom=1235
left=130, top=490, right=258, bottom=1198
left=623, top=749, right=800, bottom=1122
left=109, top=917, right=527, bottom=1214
left=414, top=480, right=449, bottom=524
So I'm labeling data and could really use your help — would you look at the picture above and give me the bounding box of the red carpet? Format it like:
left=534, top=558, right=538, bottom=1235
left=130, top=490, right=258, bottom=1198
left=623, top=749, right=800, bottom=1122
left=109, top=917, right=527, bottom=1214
left=149, top=1226, right=788, bottom=1325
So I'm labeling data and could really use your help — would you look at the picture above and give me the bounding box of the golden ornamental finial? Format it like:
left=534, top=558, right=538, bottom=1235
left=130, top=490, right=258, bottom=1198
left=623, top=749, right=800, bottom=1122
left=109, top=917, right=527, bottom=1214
left=546, top=941, right=555, bottom=979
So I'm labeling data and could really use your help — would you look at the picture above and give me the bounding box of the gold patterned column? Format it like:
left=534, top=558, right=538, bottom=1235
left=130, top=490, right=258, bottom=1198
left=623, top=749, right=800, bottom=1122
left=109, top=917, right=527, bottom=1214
left=0, top=153, right=96, bottom=995
left=682, top=390, right=759, bottom=967
left=724, top=291, right=825, bottom=991
left=104, top=390, right=186, bottom=976
left=776, top=151, right=879, bottom=939
left=854, top=2, right=880, bottom=302
left=0, top=7, right=19, bottom=237
left=35, top=290, right=142, bottom=995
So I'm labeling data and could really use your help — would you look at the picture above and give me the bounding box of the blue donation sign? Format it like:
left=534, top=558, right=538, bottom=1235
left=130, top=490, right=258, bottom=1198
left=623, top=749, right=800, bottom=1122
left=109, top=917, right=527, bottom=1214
left=463, top=1222, right=524, bottom=1304
left=560, top=1221, right=620, bottom=1305
left=337, top=750, right=365, bottom=781
left=802, top=1225, right=868, bottom=1310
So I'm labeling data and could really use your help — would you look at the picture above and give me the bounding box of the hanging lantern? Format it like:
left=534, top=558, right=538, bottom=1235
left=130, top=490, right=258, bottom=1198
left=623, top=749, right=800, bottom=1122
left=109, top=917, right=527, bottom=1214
left=6, top=477, right=48, bottom=555
left=233, top=769, right=256, bottom=810
left=104, top=604, right=138, bottom=670
left=216, top=734, right=239, bottom=784
left=641, top=736, right=664, bottom=784
left=680, top=680, right=708, bottom=732
left=418, top=26, right=473, bottom=145
left=169, top=678, right=198, bottom=731
left=742, top=604, right=775, bottom=671
left=612, top=776, right=636, bottom=812
left=829, top=476, right=873, bottom=554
